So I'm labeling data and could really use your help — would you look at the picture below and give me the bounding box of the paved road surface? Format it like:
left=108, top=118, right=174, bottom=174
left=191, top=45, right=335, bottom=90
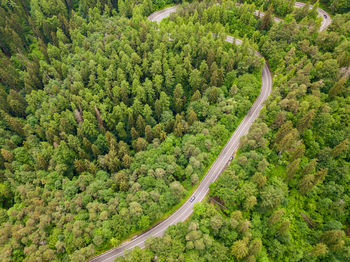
left=294, top=2, right=332, bottom=31
left=89, top=3, right=331, bottom=262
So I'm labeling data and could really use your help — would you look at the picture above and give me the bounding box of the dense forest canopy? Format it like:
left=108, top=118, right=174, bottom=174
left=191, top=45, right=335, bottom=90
left=239, top=0, right=350, bottom=15
left=116, top=1, right=350, bottom=262
left=1, top=0, right=350, bottom=261
left=0, top=0, right=266, bottom=261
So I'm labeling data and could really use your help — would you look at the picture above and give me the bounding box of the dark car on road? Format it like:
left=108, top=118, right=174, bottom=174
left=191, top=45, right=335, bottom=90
left=190, top=196, right=196, bottom=202
left=324, top=14, right=327, bottom=18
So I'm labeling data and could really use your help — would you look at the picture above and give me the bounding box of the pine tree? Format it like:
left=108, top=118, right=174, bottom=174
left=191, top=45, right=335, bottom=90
left=142, top=0, right=152, bottom=16
left=1, top=149, right=13, bottom=163
left=252, top=172, right=267, bottom=188
left=331, top=139, right=348, bottom=158
left=260, top=5, right=273, bottom=30
left=74, top=159, right=87, bottom=173
left=269, top=209, right=284, bottom=226
left=116, top=122, right=127, bottom=141
left=1, top=111, right=25, bottom=137
left=187, top=110, right=197, bottom=125
left=302, top=158, right=317, bottom=177
left=208, top=87, right=219, bottom=104
left=310, top=243, right=328, bottom=257
left=321, top=230, right=345, bottom=251
left=91, top=144, right=101, bottom=157
left=207, top=49, right=215, bottom=66
left=0, top=89, right=10, bottom=113
left=173, top=84, right=184, bottom=113
left=275, top=129, right=298, bottom=155
left=154, top=99, right=162, bottom=120
left=230, top=84, right=238, bottom=96
left=164, top=69, right=173, bottom=90
left=189, top=69, right=202, bottom=91
left=136, top=115, right=146, bottom=136
left=131, top=127, right=139, bottom=140
left=274, top=121, right=293, bottom=145
left=314, top=168, right=328, bottom=183
left=7, top=90, right=27, bottom=117
left=286, top=158, right=301, bottom=181
left=210, top=69, right=218, bottom=87
left=191, top=90, right=201, bottom=101
left=244, top=196, right=257, bottom=211
left=118, top=0, right=126, bottom=16
left=106, top=131, right=118, bottom=150
left=122, top=154, right=132, bottom=169
left=297, top=109, right=316, bottom=132
left=35, top=155, right=48, bottom=171
left=83, top=137, right=92, bottom=152
left=199, top=60, right=209, bottom=81
left=231, top=238, right=249, bottom=259
left=329, top=77, right=346, bottom=97
left=174, top=122, right=184, bottom=137
left=290, top=143, right=305, bottom=161
left=278, top=220, right=290, bottom=236
left=134, top=137, right=147, bottom=152
left=145, top=125, right=153, bottom=143
left=249, top=238, right=262, bottom=256
left=143, top=104, right=155, bottom=125
left=299, top=174, right=315, bottom=194
left=238, top=219, right=251, bottom=234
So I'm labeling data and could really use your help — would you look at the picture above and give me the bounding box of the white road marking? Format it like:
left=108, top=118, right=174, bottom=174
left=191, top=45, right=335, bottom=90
left=89, top=3, right=330, bottom=262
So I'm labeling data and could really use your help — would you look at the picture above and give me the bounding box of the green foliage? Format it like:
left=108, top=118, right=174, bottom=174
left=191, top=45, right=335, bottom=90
left=0, top=0, right=264, bottom=260
left=1, top=0, right=350, bottom=261
left=126, top=1, right=350, bottom=261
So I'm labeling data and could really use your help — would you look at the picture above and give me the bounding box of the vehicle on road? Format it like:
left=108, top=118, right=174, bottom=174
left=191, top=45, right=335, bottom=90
left=88, top=4, right=331, bottom=261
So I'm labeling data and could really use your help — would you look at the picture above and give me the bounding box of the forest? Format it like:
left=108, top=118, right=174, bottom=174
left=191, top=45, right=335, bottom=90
left=116, top=0, right=350, bottom=261
left=0, top=0, right=263, bottom=261
left=0, top=0, right=350, bottom=261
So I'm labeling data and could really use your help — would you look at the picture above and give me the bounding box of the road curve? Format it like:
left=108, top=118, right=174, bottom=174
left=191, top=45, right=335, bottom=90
left=89, top=3, right=331, bottom=262
left=294, top=2, right=332, bottom=32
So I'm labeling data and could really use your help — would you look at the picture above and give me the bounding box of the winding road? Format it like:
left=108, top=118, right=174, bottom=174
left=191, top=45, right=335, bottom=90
left=89, top=3, right=331, bottom=262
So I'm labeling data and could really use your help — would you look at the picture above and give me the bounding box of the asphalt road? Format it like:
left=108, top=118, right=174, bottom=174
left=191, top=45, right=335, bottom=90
left=294, top=2, right=332, bottom=31
left=89, top=3, right=331, bottom=262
